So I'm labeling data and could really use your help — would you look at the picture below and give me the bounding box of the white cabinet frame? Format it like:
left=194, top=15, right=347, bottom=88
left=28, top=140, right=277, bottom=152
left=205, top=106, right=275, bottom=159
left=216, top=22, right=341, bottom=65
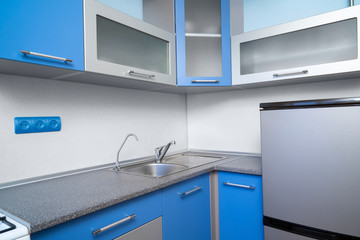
left=232, top=5, right=360, bottom=87
left=83, top=0, right=176, bottom=85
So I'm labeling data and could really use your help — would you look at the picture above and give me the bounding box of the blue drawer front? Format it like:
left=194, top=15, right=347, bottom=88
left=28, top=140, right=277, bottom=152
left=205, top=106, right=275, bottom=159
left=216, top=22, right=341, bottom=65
left=219, top=171, right=264, bottom=240
left=0, top=0, right=84, bottom=71
left=31, top=191, right=162, bottom=240
left=163, top=173, right=211, bottom=240
left=175, top=0, right=231, bottom=86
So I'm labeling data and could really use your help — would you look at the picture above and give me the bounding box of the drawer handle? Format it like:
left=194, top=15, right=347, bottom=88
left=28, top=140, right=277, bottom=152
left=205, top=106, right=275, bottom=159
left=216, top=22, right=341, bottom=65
left=92, top=214, right=136, bottom=235
left=273, top=70, right=308, bottom=77
left=223, top=182, right=255, bottom=190
left=191, top=80, right=220, bottom=83
left=21, top=50, right=73, bottom=62
left=179, top=186, right=203, bottom=197
left=128, top=70, right=155, bottom=79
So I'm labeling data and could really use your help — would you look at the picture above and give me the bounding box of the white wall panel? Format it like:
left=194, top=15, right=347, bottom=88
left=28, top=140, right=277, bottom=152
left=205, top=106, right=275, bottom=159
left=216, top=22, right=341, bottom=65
left=187, top=78, right=360, bottom=154
left=0, top=74, right=187, bottom=184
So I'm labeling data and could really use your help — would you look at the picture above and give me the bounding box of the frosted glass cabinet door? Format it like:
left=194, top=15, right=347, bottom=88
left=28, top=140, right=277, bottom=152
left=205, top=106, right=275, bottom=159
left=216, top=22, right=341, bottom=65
left=232, top=5, right=360, bottom=87
left=84, top=0, right=176, bottom=85
left=175, top=0, right=231, bottom=86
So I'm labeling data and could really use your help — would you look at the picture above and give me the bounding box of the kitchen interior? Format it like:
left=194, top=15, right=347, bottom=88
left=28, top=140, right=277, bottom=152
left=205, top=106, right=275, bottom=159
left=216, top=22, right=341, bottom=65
left=0, top=0, right=360, bottom=239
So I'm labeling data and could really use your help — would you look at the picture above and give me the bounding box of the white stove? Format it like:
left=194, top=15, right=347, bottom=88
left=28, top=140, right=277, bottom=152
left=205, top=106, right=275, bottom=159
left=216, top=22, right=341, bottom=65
left=0, top=213, right=30, bottom=240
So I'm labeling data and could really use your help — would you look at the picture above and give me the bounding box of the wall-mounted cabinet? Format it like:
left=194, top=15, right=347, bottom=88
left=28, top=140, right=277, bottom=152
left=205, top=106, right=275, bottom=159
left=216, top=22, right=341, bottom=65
left=232, top=5, right=360, bottom=87
left=243, top=0, right=351, bottom=32
left=175, top=0, right=231, bottom=87
left=0, top=0, right=84, bottom=71
left=83, top=0, right=176, bottom=86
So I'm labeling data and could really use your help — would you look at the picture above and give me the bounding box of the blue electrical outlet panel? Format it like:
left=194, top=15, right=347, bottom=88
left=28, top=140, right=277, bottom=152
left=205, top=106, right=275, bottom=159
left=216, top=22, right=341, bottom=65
left=14, top=116, right=61, bottom=134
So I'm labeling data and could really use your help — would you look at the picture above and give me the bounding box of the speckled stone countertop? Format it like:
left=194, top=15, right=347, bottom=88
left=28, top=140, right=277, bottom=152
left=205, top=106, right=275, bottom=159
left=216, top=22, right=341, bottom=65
left=215, top=156, right=262, bottom=175
left=0, top=151, right=261, bottom=233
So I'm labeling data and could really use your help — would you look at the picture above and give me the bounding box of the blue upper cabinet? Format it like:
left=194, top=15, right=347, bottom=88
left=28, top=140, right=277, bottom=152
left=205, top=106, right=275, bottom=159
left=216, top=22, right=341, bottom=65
left=0, top=0, right=84, bottom=71
left=163, top=173, right=211, bottom=240
left=219, top=171, right=264, bottom=240
left=244, top=0, right=352, bottom=32
left=175, top=0, right=231, bottom=86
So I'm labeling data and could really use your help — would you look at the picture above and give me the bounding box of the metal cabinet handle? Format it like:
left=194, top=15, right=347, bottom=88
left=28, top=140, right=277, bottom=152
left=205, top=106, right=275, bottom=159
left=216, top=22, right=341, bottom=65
left=191, top=80, right=220, bottom=83
left=273, top=70, right=308, bottom=77
left=223, top=182, right=255, bottom=190
left=21, top=50, right=72, bottom=62
left=92, top=214, right=136, bottom=235
left=179, top=186, right=203, bottom=197
left=128, top=70, right=155, bottom=79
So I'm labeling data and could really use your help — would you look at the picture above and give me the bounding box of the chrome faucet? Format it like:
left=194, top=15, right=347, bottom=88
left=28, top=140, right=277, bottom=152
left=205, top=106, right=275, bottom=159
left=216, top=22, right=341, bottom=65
left=155, top=141, right=176, bottom=163
left=114, top=133, right=139, bottom=171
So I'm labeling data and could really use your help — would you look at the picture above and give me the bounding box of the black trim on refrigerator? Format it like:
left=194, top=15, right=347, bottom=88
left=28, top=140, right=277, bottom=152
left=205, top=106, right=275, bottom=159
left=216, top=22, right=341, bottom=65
left=264, top=216, right=360, bottom=240
left=260, top=97, right=360, bottom=110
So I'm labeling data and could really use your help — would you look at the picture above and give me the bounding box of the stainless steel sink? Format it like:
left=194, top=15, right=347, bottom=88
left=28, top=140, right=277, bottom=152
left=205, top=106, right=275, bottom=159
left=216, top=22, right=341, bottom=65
left=120, top=163, right=189, bottom=178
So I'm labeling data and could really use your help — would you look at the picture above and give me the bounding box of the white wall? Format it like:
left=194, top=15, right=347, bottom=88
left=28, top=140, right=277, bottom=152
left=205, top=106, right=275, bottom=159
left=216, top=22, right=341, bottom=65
left=0, top=74, right=187, bottom=184
left=187, top=78, right=360, bottom=154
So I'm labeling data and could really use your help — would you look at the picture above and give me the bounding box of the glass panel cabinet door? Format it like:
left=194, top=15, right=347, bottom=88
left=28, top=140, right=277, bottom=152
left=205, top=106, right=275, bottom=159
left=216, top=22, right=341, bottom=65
left=84, top=0, right=176, bottom=85
left=232, top=5, right=360, bottom=87
left=97, top=16, right=169, bottom=75
left=175, top=0, right=231, bottom=86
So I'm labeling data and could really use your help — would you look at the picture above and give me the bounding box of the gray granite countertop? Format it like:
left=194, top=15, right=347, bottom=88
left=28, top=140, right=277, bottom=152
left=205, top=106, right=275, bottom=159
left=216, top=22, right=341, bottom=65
left=0, top=150, right=261, bottom=233
left=215, top=156, right=262, bottom=175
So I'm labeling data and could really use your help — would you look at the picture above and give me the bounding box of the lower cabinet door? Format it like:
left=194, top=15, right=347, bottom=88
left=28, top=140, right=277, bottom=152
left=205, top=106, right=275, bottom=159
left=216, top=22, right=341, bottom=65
left=114, top=217, right=163, bottom=240
left=218, top=171, right=264, bottom=240
left=31, top=191, right=162, bottom=240
left=162, top=173, right=211, bottom=240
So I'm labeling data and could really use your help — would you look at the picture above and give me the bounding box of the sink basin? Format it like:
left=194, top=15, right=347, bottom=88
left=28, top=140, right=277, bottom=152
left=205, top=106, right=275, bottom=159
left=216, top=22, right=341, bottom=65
left=120, top=163, right=189, bottom=178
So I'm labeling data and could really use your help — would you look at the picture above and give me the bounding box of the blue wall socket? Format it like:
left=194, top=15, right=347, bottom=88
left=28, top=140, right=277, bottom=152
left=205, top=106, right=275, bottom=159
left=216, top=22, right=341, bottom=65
left=14, top=116, right=61, bottom=134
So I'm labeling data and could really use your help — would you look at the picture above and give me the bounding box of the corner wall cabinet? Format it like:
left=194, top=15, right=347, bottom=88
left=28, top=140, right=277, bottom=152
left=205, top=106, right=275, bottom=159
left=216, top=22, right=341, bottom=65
left=83, top=0, right=176, bottom=86
left=175, top=0, right=231, bottom=86
left=0, top=0, right=84, bottom=71
left=218, top=171, right=264, bottom=240
left=163, top=173, right=211, bottom=240
left=232, top=5, right=360, bottom=87
left=31, top=191, right=162, bottom=240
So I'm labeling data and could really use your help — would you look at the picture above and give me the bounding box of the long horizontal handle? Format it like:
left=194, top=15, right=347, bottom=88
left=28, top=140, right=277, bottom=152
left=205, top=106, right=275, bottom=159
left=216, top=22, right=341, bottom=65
left=273, top=70, right=308, bottom=77
left=92, top=214, right=136, bottom=235
left=223, top=182, right=255, bottom=190
left=128, top=70, right=155, bottom=79
left=191, top=80, right=220, bottom=83
left=21, top=50, right=72, bottom=62
left=179, top=186, right=203, bottom=197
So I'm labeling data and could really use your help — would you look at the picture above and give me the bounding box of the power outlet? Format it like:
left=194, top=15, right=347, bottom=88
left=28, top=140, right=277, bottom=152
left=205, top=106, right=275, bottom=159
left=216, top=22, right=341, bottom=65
left=14, top=116, right=61, bottom=134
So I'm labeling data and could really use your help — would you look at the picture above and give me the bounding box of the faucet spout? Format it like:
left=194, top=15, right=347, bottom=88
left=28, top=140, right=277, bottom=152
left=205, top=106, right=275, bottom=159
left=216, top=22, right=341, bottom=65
left=114, top=133, right=139, bottom=171
left=155, top=140, right=176, bottom=163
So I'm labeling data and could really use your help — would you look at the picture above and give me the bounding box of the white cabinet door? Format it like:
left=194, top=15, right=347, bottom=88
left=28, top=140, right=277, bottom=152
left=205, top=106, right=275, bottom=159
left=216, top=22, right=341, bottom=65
left=84, top=0, right=176, bottom=86
left=232, top=5, right=360, bottom=87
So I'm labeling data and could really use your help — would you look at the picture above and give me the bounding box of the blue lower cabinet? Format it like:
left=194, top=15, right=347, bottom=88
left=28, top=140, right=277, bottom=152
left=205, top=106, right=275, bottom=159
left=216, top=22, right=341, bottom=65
left=0, top=0, right=84, bottom=71
left=163, top=173, right=211, bottom=240
left=218, top=171, right=264, bottom=240
left=31, top=191, right=162, bottom=240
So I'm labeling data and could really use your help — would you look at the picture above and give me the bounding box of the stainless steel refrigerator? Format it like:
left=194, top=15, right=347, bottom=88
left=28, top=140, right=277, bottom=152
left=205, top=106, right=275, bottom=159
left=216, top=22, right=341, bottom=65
left=260, top=97, right=360, bottom=240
